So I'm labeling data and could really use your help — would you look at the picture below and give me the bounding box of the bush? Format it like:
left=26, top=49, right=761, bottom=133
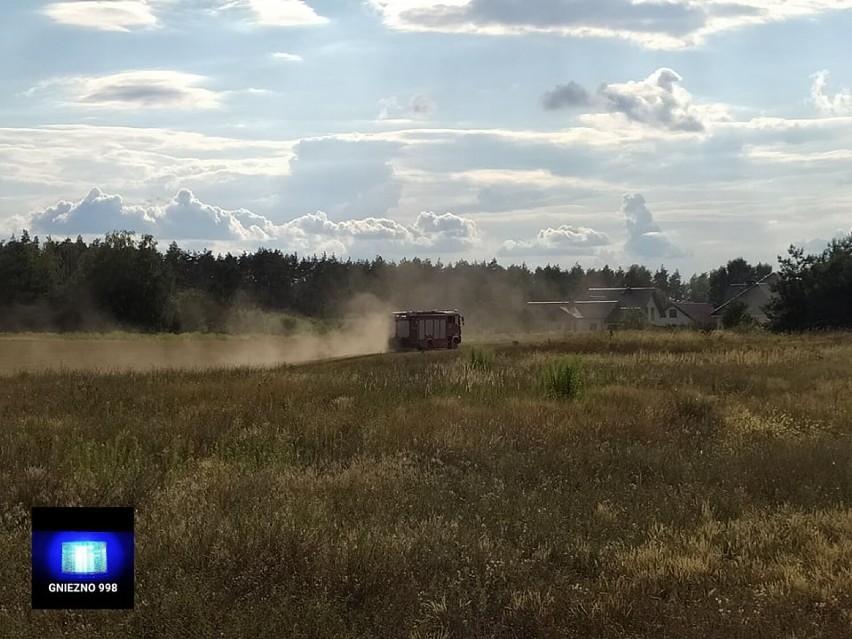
left=542, top=357, right=585, bottom=399
left=466, top=345, right=496, bottom=371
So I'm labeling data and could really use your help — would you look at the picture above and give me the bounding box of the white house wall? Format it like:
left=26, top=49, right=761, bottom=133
left=646, top=300, right=667, bottom=326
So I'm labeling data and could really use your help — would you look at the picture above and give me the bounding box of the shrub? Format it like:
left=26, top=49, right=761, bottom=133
left=466, top=345, right=496, bottom=371
left=542, top=356, right=584, bottom=399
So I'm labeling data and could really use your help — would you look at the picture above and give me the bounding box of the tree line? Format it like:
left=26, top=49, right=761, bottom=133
left=0, top=229, right=849, bottom=333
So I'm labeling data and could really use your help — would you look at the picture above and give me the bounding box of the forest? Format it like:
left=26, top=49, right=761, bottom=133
left=0, top=229, right=849, bottom=333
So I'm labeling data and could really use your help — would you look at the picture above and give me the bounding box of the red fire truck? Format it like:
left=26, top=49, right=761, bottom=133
left=388, top=310, right=464, bottom=351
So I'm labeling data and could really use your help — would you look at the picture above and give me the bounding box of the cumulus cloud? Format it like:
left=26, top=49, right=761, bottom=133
left=369, top=0, right=852, bottom=49
left=30, top=71, right=222, bottom=110
left=499, top=224, right=610, bottom=256
left=378, top=94, right=437, bottom=120
left=28, top=188, right=480, bottom=255
left=153, top=188, right=278, bottom=240
left=622, top=193, right=684, bottom=258
left=283, top=210, right=414, bottom=243
left=30, top=187, right=158, bottom=235
left=31, top=187, right=282, bottom=242
left=811, top=70, right=852, bottom=116
left=276, top=210, right=478, bottom=254
left=412, top=211, right=481, bottom=250
left=599, top=68, right=713, bottom=131
left=41, top=1, right=158, bottom=31
left=543, top=68, right=728, bottom=132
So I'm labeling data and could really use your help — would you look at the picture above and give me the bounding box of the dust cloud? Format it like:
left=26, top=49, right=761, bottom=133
left=0, top=265, right=562, bottom=375
left=0, top=294, right=395, bottom=376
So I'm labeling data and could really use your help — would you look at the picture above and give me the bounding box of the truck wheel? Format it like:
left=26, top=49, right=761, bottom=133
left=426, top=339, right=434, bottom=350
left=450, top=337, right=459, bottom=350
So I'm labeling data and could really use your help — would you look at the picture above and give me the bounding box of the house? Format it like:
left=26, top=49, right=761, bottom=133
left=661, top=302, right=715, bottom=329
left=561, top=300, right=619, bottom=332
left=528, top=287, right=668, bottom=332
left=710, top=272, right=780, bottom=328
left=588, top=287, right=668, bottom=326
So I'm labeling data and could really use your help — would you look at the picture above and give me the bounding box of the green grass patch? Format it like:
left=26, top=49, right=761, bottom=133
left=465, top=344, right=496, bottom=371
left=541, top=356, right=585, bottom=399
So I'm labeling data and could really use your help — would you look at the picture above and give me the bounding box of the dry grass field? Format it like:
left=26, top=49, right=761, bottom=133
left=1, top=330, right=851, bottom=637
left=0, top=333, right=332, bottom=375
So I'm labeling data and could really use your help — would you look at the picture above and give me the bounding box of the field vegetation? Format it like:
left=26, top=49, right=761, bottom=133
left=2, top=330, right=852, bottom=637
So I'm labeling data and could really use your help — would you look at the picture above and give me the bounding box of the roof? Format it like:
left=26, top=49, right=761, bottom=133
left=584, top=287, right=664, bottom=312
left=711, top=272, right=779, bottom=316
left=393, top=309, right=460, bottom=316
left=567, top=301, right=619, bottom=320
left=618, top=288, right=658, bottom=309
left=528, top=286, right=667, bottom=318
left=669, top=302, right=714, bottom=323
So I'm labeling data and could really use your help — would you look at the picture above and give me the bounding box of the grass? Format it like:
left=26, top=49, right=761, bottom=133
left=466, top=344, right=496, bottom=371
left=541, top=356, right=584, bottom=399
left=1, top=330, right=852, bottom=637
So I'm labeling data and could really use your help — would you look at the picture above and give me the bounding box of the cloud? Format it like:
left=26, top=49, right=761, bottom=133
left=276, top=209, right=479, bottom=254
left=8, top=111, right=852, bottom=273
left=599, top=68, right=711, bottom=132
left=282, top=210, right=414, bottom=242
left=811, top=70, right=852, bottom=116
left=42, top=0, right=327, bottom=31
left=41, top=1, right=158, bottom=31
left=798, top=228, right=852, bottom=256
left=369, top=0, right=852, bottom=49
left=154, top=188, right=278, bottom=240
left=378, top=94, right=437, bottom=120
left=401, top=0, right=705, bottom=37
left=270, top=52, right=304, bottom=62
left=541, top=82, right=592, bottom=110
left=28, top=188, right=480, bottom=255
left=412, top=211, right=481, bottom=250
left=278, top=138, right=404, bottom=220
left=31, top=187, right=281, bottom=242
left=499, top=224, right=610, bottom=256
left=30, top=71, right=222, bottom=110
left=621, top=193, right=684, bottom=258
left=241, top=0, right=328, bottom=26
left=0, top=125, right=295, bottom=223
left=475, top=183, right=555, bottom=213
left=30, top=187, right=158, bottom=235
left=544, top=68, right=725, bottom=132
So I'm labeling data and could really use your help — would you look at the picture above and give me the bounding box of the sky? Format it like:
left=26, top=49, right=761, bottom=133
left=2, top=0, right=852, bottom=276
